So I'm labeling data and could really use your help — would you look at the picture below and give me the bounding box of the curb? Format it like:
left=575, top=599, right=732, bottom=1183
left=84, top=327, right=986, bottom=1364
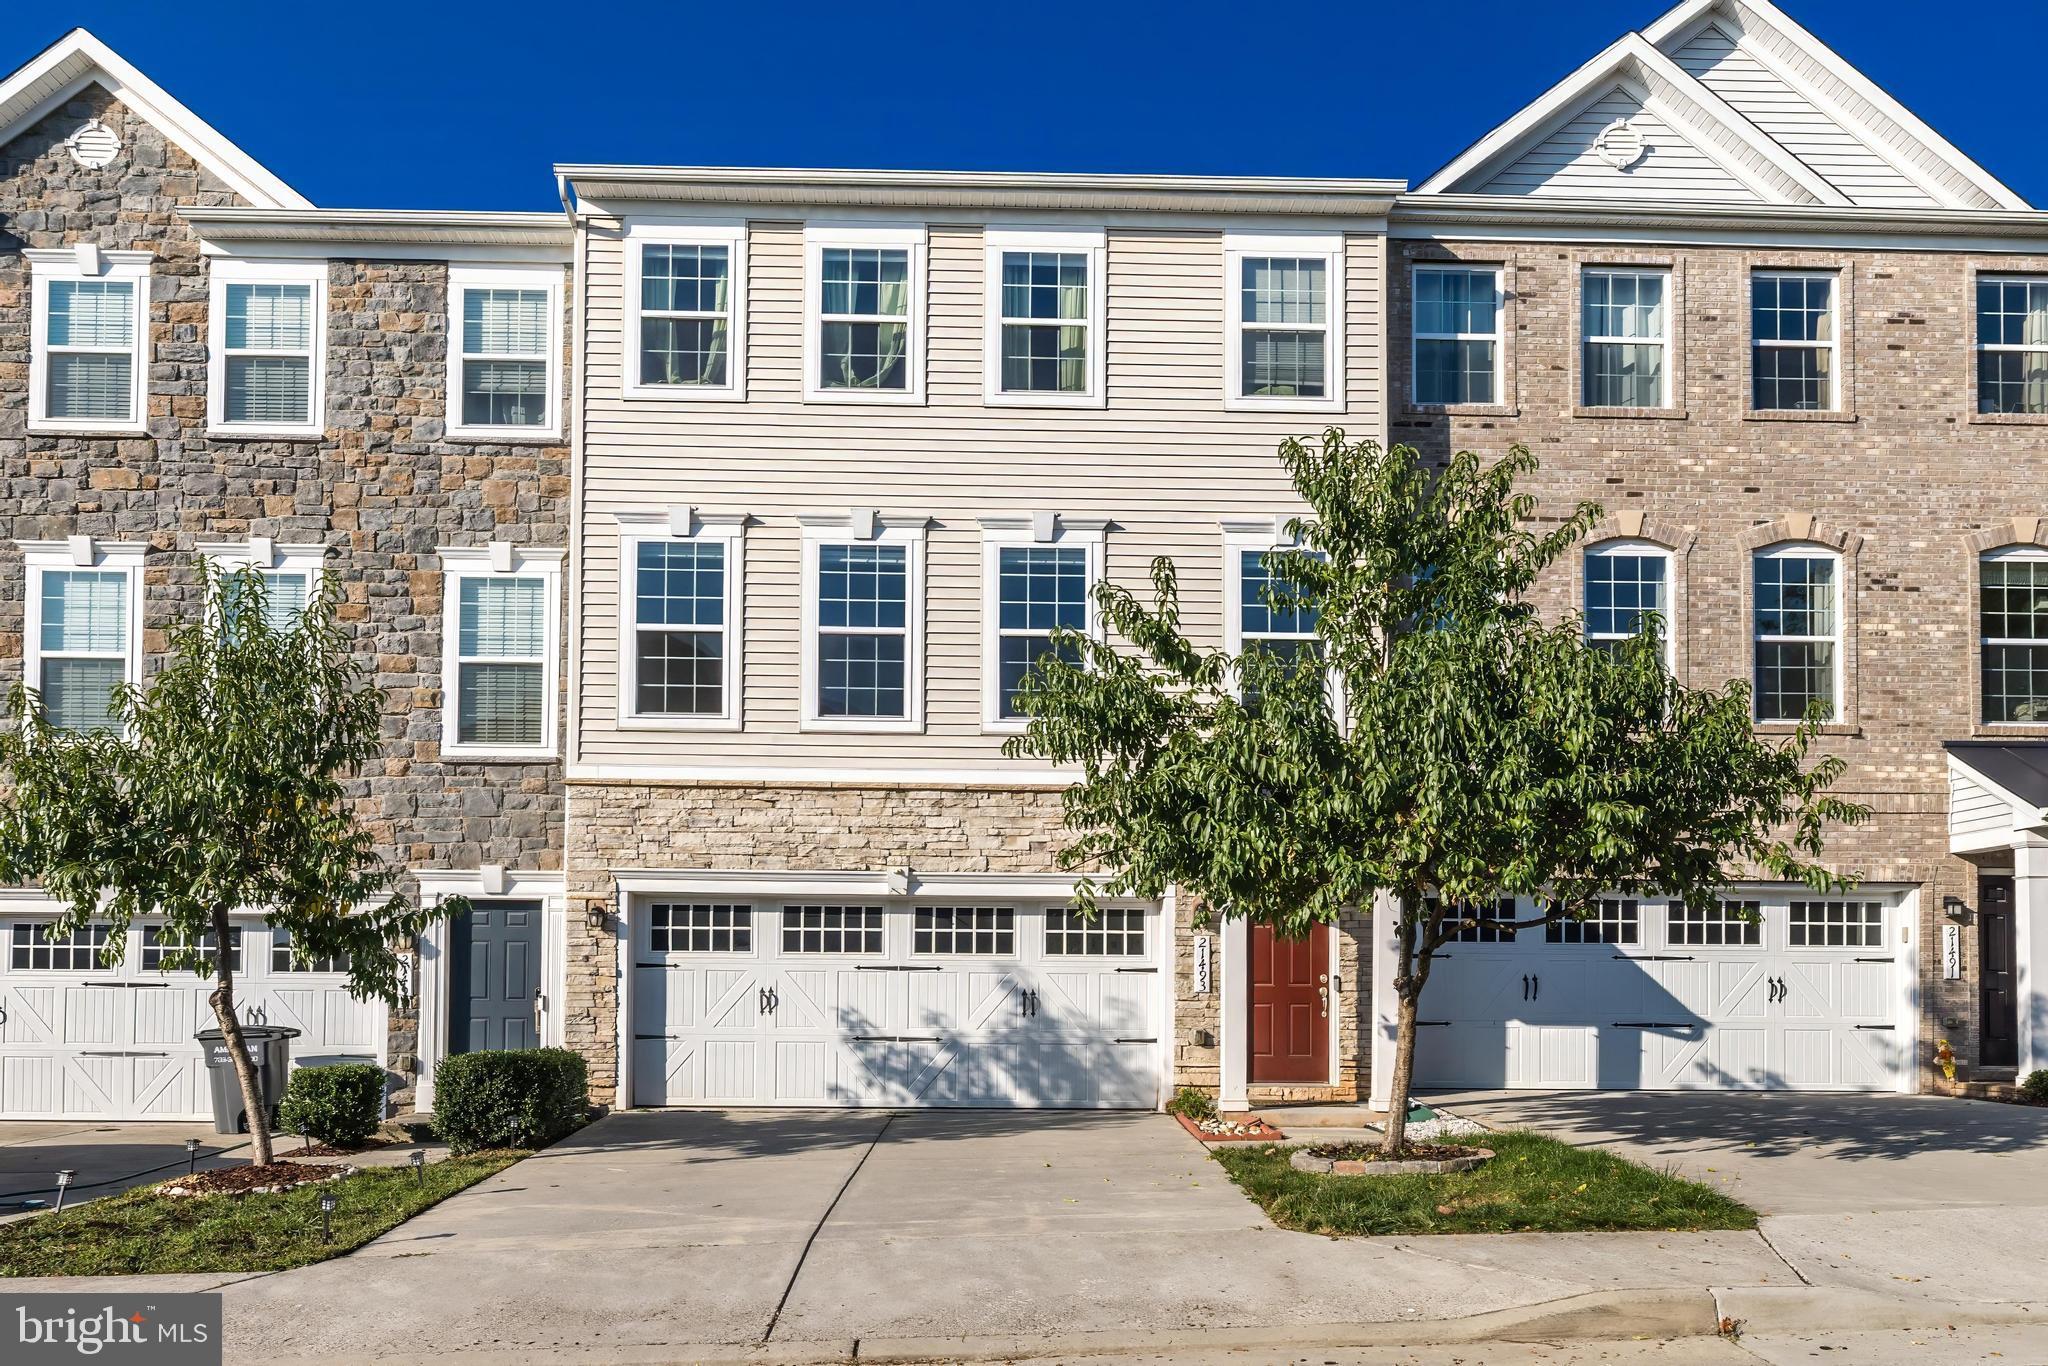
left=1713, top=1285, right=2046, bottom=1335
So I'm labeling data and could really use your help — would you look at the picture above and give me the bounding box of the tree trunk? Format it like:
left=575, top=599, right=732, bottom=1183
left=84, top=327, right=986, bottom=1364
left=1382, top=988, right=1419, bottom=1155
left=207, top=907, right=272, bottom=1166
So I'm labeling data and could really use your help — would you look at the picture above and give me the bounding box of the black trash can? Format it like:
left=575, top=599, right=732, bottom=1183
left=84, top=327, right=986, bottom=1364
left=195, top=1025, right=302, bottom=1134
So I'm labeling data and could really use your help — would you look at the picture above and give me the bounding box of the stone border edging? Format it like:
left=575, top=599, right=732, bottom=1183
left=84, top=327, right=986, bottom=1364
left=1289, top=1146, right=1493, bottom=1176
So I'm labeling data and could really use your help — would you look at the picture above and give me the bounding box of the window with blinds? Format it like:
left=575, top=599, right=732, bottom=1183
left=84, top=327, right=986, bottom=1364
left=221, top=281, right=315, bottom=427
left=45, top=278, right=139, bottom=422
left=457, top=284, right=551, bottom=429
left=37, top=568, right=131, bottom=732
left=454, top=575, right=547, bottom=748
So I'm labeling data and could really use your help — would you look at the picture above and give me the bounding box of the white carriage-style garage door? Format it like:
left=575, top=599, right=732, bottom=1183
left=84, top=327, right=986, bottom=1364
left=631, top=899, right=1163, bottom=1109
left=0, top=915, right=381, bottom=1121
left=1412, top=892, right=1912, bottom=1093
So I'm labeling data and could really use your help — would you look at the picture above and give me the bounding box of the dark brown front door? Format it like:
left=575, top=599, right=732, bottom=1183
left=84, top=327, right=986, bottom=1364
left=1250, top=925, right=1329, bottom=1083
left=1980, top=875, right=2018, bottom=1068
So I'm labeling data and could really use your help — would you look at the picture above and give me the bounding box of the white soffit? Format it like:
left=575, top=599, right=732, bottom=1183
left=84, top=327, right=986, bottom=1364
left=0, top=27, right=309, bottom=209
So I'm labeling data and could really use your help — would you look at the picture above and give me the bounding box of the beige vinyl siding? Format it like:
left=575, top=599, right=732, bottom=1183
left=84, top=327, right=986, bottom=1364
left=1670, top=23, right=1937, bottom=209
left=577, top=217, right=1384, bottom=773
left=1476, top=86, right=1765, bottom=203
left=1948, top=769, right=2015, bottom=844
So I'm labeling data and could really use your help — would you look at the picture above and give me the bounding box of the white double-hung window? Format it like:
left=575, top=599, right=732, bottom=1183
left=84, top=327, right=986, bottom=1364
left=1412, top=264, right=1502, bottom=405
left=28, top=247, right=151, bottom=434
left=1583, top=540, right=1673, bottom=668
left=625, top=221, right=746, bottom=400
left=616, top=511, right=746, bottom=730
left=806, top=224, right=926, bottom=402
left=21, top=539, right=145, bottom=734
left=208, top=260, right=324, bottom=436
left=984, top=227, right=1106, bottom=406
left=1752, top=545, right=1840, bottom=723
left=800, top=513, right=925, bottom=731
left=1977, top=275, right=2048, bottom=415
left=980, top=515, right=1105, bottom=729
left=1581, top=267, right=1670, bottom=408
left=1751, top=270, right=1837, bottom=412
left=197, top=539, right=327, bottom=630
left=1224, top=234, right=1343, bottom=410
left=449, top=266, right=561, bottom=438
left=439, top=545, right=562, bottom=758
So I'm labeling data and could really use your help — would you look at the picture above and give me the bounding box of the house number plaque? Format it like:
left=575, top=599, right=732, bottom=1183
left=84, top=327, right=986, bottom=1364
left=1193, top=934, right=1212, bottom=995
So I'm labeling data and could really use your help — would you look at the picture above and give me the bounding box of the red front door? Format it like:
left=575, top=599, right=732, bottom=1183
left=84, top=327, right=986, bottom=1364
left=1249, top=925, right=1329, bottom=1083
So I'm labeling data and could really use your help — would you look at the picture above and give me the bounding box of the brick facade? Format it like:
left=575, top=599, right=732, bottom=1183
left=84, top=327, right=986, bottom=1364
left=1390, top=236, right=2048, bottom=1080
left=0, top=87, right=570, bottom=1106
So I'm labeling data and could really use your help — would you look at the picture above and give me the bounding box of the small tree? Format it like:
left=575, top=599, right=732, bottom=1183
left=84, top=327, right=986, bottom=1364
left=1010, top=433, right=1868, bottom=1150
left=0, top=564, right=462, bottom=1165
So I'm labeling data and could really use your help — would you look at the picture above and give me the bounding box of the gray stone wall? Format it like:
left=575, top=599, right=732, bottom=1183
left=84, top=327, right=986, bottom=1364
left=0, top=85, right=570, bottom=1106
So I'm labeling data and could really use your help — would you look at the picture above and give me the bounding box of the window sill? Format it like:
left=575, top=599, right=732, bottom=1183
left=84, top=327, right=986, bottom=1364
left=800, top=717, right=927, bottom=735
left=1753, top=721, right=1862, bottom=738
left=446, top=427, right=563, bottom=444
left=982, top=391, right=1107, bottom=410
left=206, top=426, right=326, bottom=442
left=437, top=747, right=561, bottom=765
left=1571, top=406, right=1689, bottom=421
left=1743, top=409, right=1856, bottom=424
left=802, top=388, right=927, bottom=406
left=1968, top=411, right=2048, bottom=427
left=1223, top=394, right=1346, bottom=415
left=620, top=385, right=748, bottom=403
left=1400, top=403, right=1519, bottom=421
left=28, top=422, right=150, bottom=438
left=614, top=714, right=743, bottom=733
left=982, top=720, right=1031, bottom=737
left=1971, top=722, right=2048, bottom=737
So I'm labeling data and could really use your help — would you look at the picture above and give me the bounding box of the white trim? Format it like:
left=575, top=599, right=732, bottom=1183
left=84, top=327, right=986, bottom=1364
left=1751, top=541, right=1844, bottom=723
left=802, top=222, right=928, bottom=405
left=1411, top=262, right=1504, bottom=406
left=979, top=514, right=1108, bottom=732
left=1218, top=915, right=1250, bottom=1111
left=438, top=545, right=565, bottom=761
left=621, top=218, right=747, bottom=401
left=613, top=512, right=746, bottom=732
left=25, top=247, right=150, bottom=436
left=412, top=869, right=568, bottom=1111
left=1584, top=538, right=1677, bottom=671
left=1580, top=264, right=1673, bottom=409
left=799, top=515, right=927, bottom=733
left=19, top=539, right=145, bottom=736
left=205, top=258, right=326, bottom=439
left=982, top=226, right=1108, bottom=408
left=611, top=868, right=1095, bottom=899
left=1222, top=232, right=1344, bottom=412
left=446, top=264, right=563, bottom=441
left=1641, top=0, right=2031, bottom=211
left=0, top=29, right=309, bottom=209
left=1974, top=274, right=2048, bottom=418
left=194, top=539, right=328, bottom=623
left=1750, top=268, right=1840, bottom=412
left=566, top=761, right=1075, bottom=786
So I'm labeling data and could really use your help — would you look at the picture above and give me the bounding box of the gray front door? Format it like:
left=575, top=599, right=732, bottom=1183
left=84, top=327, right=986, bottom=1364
left=451, top=900, right=542, bottom=1053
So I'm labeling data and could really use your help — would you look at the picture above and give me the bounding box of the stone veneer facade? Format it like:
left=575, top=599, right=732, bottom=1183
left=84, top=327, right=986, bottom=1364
left=0, top=86, right=570, bottom=1106
left=1389, top=237, right=2048, bottom=1079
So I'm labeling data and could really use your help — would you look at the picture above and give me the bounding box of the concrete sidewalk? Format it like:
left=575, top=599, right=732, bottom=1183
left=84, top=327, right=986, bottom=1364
left=4, top=1104, right=2043, bottom=1364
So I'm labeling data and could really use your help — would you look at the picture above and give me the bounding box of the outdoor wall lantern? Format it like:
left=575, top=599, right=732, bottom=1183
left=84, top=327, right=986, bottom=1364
left=1943, top=896, right=1970, bottom=922
left=585, top=901, right=609, bottom=932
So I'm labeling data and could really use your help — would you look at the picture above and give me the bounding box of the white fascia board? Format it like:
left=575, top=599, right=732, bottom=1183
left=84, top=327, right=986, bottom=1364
left=183, top=208, right=572, bottom=261
left=0, top=29, right=309, bottom=209
left=1416, top=33, right=1846, bottom=208
left=1644, top=0, right=2031, bottom=210
left=610, top=868, right=1095, bottom=900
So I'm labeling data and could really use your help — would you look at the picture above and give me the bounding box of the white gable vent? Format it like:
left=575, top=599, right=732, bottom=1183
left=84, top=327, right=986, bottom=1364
left=1594, top=120, right=1646, bottom=171
left=65, top=119, right=122, bottom=170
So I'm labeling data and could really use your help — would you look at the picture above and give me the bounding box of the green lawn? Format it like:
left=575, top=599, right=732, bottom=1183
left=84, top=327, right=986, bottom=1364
left=1212, top=1131, right=1756, bottom=1236
left=0, top=1153, right=524, bottom=1277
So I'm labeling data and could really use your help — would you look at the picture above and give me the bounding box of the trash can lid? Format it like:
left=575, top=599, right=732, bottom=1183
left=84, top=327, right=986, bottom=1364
left=195, top=1025, right=304, bottom=1042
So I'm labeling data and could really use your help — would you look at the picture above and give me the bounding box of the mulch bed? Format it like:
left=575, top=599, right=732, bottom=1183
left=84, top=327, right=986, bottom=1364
left=1176, top=1112, right=1286, bottom=1143
left=158, top=1161, right=355, bottom=1198
left=1305, top=1141, right=1473, bottom=1163
left=291, top=1138, right=391, bottom=1157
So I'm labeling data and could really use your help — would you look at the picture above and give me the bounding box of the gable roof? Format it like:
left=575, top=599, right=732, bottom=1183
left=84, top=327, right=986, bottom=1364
left=0, top=27, right=309, bottom=209
left=1421, top=0, right=2028, bottom=212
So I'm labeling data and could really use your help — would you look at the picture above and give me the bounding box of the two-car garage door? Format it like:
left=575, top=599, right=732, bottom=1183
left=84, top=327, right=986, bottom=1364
left=1412, top=893, right=1911, bottom=1092
left=0, top=915, right=380, bottom=1121
left=631, top=900, right=1162, bottom=1108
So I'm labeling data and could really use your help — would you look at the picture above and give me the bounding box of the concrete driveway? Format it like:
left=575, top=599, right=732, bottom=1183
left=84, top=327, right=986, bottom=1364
left=1430, top=1089, right=2048, bottom=1307
left=78, top=1107, right=1787, bottom=1362
left=0, top=1121, right=247, bottom=1219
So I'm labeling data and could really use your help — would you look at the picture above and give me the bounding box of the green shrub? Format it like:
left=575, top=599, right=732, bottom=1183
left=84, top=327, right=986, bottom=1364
left=432, top=1048, right=588, bottom=1154
left=278, top=1063, right=387, bottom=1148
left=2021, top=1070, right=2048, bottom=1104
left=1166, top=1085, right=1217, bottom=1122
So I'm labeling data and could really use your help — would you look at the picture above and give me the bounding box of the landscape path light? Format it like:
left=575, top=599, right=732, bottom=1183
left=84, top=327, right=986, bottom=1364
left=185, top=1137, right=201, bottom=1174
left=410, top=1149, right=426, bottom=1188
left=53, top=1169, right=75, bottom=1214
left=318, top=1191, right=338, bottom=1243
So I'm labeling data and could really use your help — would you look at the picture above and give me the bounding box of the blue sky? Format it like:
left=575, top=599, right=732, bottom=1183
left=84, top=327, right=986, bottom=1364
left=25, top=0, right=2044, bottom=210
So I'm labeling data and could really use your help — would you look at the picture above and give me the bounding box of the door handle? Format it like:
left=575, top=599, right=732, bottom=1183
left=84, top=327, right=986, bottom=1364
left=758, top=987, right=768, bottom=1013
left=767, top=987, right=778, bottom=1014
left=1020, top=987, right=1030, bottom=1017
left=1522, top=974, right=1529, bottom=1000
left=1531, top=975, right=1539, bottom=1001
left=1318, top=983, right=1329, bottom=1018
left=1030, top=989, right=1040, bottom=1018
